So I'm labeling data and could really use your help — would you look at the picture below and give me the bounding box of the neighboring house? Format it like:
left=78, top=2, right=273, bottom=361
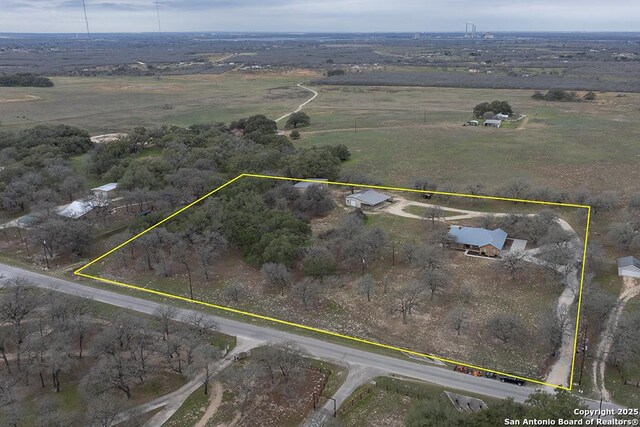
left=493, top=113, right=509, bottom=120
left=617, top=256, right=640, bottom=278
left=345, top=190, right=391, bottom=209
left=447, top=226, right=508, bottom=257
left=484, top=119, right=502, bottom=128
left=91, top=183, right=118, bottom=200
left=56, top=200, right=96, bottom=219
left=293, top=178, right=328, bottom=192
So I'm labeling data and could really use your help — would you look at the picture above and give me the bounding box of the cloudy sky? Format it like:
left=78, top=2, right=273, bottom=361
left=1, top=0, right=639, bottom=33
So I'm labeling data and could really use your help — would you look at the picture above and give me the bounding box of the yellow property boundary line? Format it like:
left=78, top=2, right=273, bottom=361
left=75, top=173, right=591, bottom=391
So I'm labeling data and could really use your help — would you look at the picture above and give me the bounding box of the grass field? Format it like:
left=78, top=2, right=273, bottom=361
left=0, top=72, right=315, bottom=133
left=298, top=86, right=640, bottom=194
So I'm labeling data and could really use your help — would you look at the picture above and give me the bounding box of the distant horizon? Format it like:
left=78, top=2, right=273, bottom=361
left=2, top=0, right=639, bottom=34
left=2, top=30, right=640, bottom=36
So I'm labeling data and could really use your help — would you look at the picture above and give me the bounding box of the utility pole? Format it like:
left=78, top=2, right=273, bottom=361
left=155, top=0, right=162, bottom=33
left=354, top=119, right=357, bottom=133
left=42, top=241, right=49, bottom=269
left=423, top=110, right=426, bottom=124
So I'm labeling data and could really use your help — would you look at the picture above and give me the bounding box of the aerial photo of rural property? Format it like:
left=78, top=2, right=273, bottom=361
left=0, top=1, right=639, bottom=426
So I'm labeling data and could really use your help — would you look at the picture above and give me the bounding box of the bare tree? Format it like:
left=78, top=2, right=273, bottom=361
left=193, top=344, right=223, bottom=396
left=153, top=305, right=178, bottom=341
left=193, top=230, right=228, bottom=281
left=487, top=313, right=524, bottom=344
left=391, top=282, right=427, bottom=324
left=186, top=312, right=218, bottom=338
left=86, top=394, right=127, bottom=427
left=172, top=235, right=195, bottom=299
left=293, top=278, right=322, bottom=311
left=501, top=250, right=527, bottom=280
left=448, top=306, right=470, bottom=336
left=261, top=263, right=292, bottom=296
left=0, top=277, right=40, bottom=371
left=421, top=269, right=449, bottom=300
left=357, top=274, right=376, bottom=302
left=223, top=282, right=245, bottom=303
left=424, top=206, right=444, bottom=224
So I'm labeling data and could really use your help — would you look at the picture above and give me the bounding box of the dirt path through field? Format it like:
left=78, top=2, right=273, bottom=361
left=194, top=382, right=223, bottom=427
left=593, top=276, right=640, bottom=401
left=275, top=84, right=318, bottom=123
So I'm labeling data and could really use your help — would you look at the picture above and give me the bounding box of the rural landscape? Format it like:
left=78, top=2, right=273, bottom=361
left=1, top=7, right=640, bottom=427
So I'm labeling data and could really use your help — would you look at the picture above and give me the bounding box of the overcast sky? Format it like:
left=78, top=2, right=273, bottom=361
left=1, top=0, right=639, bottom=33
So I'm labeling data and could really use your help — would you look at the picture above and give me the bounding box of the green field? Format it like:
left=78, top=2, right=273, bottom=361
left=3, top=73, right=639, bottom=195
left=0, top=73, right=313, bottom=133
left=297, top=86, right=640, bottom=194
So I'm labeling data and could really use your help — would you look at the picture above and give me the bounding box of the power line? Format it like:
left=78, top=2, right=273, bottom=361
left=81, top=0, right=90, bottom=34
left=155, top=0, right=162, bottom=32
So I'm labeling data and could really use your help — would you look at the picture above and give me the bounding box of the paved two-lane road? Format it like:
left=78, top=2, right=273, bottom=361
left=0, top=263, right=621, bottom=415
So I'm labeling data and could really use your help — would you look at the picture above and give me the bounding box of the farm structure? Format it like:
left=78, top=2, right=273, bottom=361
left=617, top=256, right=640, bottom=278
left=91, top=182, right=118, bottom=200
left=345, top=189, right=392, bottom=209
left=483, top=119, right=502, bottom=128
left=447, top=225, right=508, bottom=257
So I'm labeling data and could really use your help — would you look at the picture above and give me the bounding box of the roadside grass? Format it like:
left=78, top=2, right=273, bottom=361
left=339, top=375, right=501, bottom=426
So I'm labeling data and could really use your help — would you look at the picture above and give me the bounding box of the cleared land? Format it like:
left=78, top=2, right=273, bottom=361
left=0, top=73, right=314, bottom=133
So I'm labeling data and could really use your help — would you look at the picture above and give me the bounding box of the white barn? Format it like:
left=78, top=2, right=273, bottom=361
left=618, top=256, right=640, bottom=278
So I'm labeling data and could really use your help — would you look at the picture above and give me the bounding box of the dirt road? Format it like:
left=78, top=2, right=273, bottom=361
left=592, top=276, right=640, bottom=401
left=275, top=84, right=318, bottom=123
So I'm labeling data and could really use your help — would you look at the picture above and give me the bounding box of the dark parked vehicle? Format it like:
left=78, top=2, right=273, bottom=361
left=499, top=375, right=526, bottom=386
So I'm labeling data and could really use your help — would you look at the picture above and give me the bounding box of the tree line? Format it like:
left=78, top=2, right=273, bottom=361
left=0, top=73, right=54, bottom=87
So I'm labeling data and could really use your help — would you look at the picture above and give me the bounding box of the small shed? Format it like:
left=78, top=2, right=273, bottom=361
left=293, top=179, right=328, bottom=192
left=467, top=120, right=479, bottom=126
left=493, top=113, right=509, bottom=120
left=345, top=190, right=391, bottom=209
left=618, top=256, right=640, bottom=278
left=484, top=119, right=502, bottom=128
left=448, top=226, right=507, bottom=257
left=91, top=183, right=118, bottom=200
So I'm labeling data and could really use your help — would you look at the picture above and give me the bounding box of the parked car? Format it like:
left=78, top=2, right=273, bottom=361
left=498, top=375, right=526, bottom=386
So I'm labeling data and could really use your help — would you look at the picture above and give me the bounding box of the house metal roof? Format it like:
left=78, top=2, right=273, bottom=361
left=57, top=200, right=95, bottom=219
left=91, top=183, right=118, bottom=192
left=448, top=226, right=508, bottom=249
left=293, top=179, right=328, bottom=189
left=346, top=189, right=391, bottom=206
left=484, top=119, right=502, bottom=125
left=618, top=256, right=640, bottom=270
